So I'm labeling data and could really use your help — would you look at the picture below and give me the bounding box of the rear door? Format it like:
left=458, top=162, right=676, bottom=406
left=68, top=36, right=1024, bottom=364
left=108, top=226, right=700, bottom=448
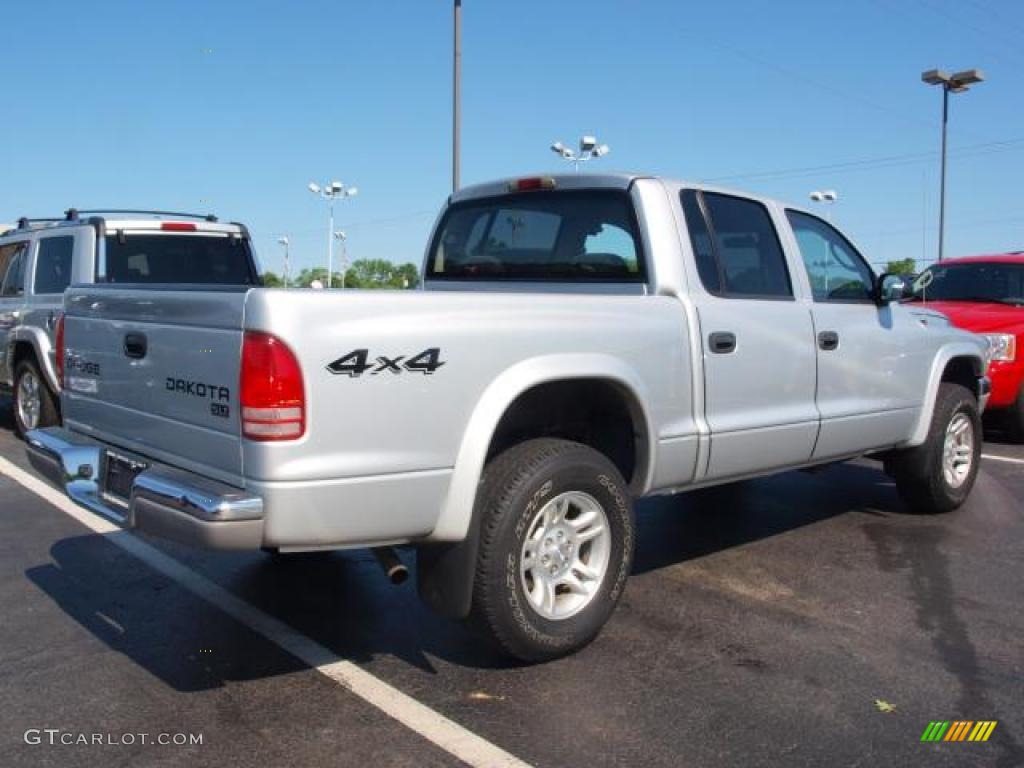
left=679, top=190, right=819, bottom=480
left=63, top=288, right=248, bottom=484
left=0, top=240, right=30, bottom=381
left=62, top=224, right=257, bottom=484
left=24, top=232, right=77, bottom=376
left=784, top=211, right=932, bottom=458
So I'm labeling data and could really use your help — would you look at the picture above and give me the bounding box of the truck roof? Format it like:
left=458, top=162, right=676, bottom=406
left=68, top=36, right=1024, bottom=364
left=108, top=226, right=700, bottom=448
left=937, top=252, right=1024, bottom=265
left=451, top=172, right=808, bottom=214
left=1, top=209, right=247, bottom=239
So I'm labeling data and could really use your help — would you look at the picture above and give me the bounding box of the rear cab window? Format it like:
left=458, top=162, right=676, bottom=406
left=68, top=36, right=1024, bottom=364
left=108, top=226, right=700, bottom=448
left=428, top=190, right=645, bottom=282
left=680, top=190, right=793, bottom=299
left=100, top=232, right=258, bottom=285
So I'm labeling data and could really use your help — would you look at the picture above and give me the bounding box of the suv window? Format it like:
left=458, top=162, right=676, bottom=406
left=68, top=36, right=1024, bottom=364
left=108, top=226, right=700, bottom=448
left=429, top=190, right=644, bottom=281
left=33, top=235, right=74, bottom=294
left=786, top=211, right=875, bottom=302
left=1, top=245, right=27, bottom=297
left=102, top=234, right=257, bottom=285
left=680, top=190, right=792, bottom=299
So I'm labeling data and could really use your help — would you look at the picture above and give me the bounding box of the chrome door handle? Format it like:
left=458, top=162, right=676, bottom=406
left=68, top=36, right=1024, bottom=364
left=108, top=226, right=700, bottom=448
left=708, top=332, right=737, bottom=354
left=818, top=331, right=840, bottom=351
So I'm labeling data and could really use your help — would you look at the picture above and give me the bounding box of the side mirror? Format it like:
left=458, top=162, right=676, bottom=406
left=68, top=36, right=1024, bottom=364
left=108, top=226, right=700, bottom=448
left=874, top=273, right=908, bottom=305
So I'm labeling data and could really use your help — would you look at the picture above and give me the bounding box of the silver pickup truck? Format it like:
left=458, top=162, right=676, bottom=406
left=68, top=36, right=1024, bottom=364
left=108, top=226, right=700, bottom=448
left=27, top=174, right=991, bottom=661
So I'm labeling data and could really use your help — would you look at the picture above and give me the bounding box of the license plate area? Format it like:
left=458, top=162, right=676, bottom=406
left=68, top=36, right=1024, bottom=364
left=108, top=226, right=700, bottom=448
left=103, top=451, right=148, bottom=507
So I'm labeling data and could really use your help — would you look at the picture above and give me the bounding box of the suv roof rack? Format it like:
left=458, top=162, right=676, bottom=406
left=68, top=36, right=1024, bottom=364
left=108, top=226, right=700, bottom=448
left=16, top=217, right=64, bottom=229
left=64, top=208, right=218, bottom=223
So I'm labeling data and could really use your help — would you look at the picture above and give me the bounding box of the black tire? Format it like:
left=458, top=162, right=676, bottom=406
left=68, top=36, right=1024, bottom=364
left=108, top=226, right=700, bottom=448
left=892, top=383, right=981, bottom=514
left=469, top=438, right=635, bottom=663
left=12, top=359, right=60, bottom=440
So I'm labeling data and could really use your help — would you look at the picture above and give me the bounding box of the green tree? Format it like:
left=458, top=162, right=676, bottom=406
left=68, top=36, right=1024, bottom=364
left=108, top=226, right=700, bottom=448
left=885, top=258, right=916, bottom=275
left=347, top=259, right=420, bottom=289
left=261, top=271, right=284, bottom=287
left=290, top=262, right=420, bottom=289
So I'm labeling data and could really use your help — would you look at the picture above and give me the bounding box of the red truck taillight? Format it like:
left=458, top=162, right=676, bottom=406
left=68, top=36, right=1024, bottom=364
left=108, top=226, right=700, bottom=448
left=240, top=331, right=305, bottom=441
left=55, top=314, right=65, bottom=387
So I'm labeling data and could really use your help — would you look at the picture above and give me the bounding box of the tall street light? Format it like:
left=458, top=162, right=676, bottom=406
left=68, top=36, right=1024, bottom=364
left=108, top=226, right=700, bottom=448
left=453, top=0, right=462, bottom=193
left=809, top=189, right=838, bottom=221
left=333, top=230, right=348, bottom=289
left=809, top=190, right=838, bottom=293
left=309, top=180, right=358, bottom=288
left=922, top=68, right=984, bottom=262
left=276, top=236, right=290, bottom=288
left=550, top=135, right=610, bottom=172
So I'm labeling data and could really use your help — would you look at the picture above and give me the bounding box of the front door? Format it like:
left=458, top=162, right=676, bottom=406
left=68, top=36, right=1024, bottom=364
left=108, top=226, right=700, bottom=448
left=785, top=210, right=931, bottom=459
left=680, top=190, right=819, bottom=480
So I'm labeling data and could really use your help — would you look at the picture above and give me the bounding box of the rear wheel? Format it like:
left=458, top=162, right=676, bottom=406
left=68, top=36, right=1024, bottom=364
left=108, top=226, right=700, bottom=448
left=892, top=383, right=981, bottom=514
left=469, top=438, right=635, bottom=663
left=13, top=359, right=59, bottom=439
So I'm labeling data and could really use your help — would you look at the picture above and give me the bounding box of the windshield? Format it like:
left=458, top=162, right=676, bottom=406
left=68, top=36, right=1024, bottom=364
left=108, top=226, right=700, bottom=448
left=428, top=190, right=645, bottom=281
left=102, top=233, right=258, bottom=285
left=912, top=261, right=1024, bottom=305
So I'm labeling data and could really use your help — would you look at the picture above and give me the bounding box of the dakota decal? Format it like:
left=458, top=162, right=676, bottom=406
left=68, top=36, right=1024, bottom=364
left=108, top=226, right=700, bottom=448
left=165, top=377, right=231, bottom=402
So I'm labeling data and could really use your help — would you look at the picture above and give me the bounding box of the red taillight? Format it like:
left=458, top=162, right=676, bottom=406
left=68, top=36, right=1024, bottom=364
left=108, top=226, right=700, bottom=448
left=55, top=314, right=66, bottom=387
left=509, top=177, right=556, bottom=192
left=240, top=331, right=305, bottom=441
left=161, top=222, right=197, bottom=231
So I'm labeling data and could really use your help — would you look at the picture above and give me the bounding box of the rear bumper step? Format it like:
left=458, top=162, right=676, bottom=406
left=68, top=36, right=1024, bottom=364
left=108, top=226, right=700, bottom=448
left=25, top=427, right=264, bottom=550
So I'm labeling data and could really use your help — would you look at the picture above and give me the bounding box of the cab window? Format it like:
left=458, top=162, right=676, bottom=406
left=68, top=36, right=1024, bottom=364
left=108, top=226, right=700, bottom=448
left=680, top=190, right=793, bottom=299
left=1, top=245, right=27, bottom=297
left=786, top=210, right=875, bottom=302
left=33, top=235, right=74, bottom=295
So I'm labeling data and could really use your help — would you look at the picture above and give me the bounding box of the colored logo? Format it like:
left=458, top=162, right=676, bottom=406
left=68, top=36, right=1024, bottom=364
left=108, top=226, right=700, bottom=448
left=921, top=721, right=997, bottom=742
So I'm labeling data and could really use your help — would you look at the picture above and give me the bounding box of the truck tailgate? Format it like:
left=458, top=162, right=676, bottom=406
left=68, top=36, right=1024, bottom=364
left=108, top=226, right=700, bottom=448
left=62, top=287, right=247, bottom=484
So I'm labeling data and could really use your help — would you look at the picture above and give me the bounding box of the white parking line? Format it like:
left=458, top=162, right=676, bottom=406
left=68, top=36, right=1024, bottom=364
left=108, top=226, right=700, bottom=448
left=982, top=453, right=1024, bottom=466
left=0, top=456, right=531, bottom=768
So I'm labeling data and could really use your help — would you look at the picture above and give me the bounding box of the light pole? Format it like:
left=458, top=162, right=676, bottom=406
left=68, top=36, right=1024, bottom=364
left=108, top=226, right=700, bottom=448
left=809, top=191, right=838, bottom=292
left=453, top=0, right=462, bottom=193
left=308, top=180, right=357, bottom=289
left=922, top=68, right=984, bottom=261
left=809, top=189, right=838, bottom=221
left=550, top=136, right=610, bottom=172
left=276, top=237, right=290, bottom=288
left=334, top=231, right=348, bottom=289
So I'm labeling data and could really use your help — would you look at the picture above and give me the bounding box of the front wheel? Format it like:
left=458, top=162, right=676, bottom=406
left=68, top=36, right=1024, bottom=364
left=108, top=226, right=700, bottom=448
left=13, top=359, right=60, bottom=439
left=892, top=383, right=981, bottom=514
left=469, top=439, right=635, bottom=663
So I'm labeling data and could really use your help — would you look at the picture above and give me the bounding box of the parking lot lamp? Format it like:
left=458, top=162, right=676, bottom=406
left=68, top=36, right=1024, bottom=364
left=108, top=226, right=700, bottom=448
left=550, top=136, right=611, bottom=172
left=334, top=231, right=348, bottom=289
left=276, top=237, right=290, bottom=288
left=809, top=190, right=838, bottom=222
left=309, top=181, right=358, bottom=289
left=921, top=68, right=984, bottom=261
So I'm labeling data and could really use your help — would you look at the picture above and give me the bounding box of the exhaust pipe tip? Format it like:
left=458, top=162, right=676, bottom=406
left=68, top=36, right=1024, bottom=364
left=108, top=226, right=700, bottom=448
left=386, top=564, right=409, bottom=585
left=371, top=547, right=409, bottom=585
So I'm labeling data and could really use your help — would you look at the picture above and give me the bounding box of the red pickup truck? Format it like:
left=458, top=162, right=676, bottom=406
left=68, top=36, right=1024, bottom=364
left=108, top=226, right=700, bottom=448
left=912, top=253, right=1024, bottom=441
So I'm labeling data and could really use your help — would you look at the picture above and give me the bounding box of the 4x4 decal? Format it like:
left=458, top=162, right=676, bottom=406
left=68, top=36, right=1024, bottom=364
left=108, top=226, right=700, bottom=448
left=327, top=348, right=445, bottom=377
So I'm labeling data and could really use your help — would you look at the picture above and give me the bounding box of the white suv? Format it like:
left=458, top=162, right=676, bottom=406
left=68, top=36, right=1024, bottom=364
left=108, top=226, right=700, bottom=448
left=0, top=209, right=260, bottom=437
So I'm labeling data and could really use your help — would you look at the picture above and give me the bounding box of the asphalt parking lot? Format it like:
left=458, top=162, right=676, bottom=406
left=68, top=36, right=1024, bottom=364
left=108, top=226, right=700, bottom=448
left=1, top=394, right=1022, bottom=768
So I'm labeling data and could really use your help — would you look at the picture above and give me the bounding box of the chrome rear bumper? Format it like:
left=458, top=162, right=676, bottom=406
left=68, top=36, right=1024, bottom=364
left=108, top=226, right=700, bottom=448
left=25, top=427, right=264, bottom=549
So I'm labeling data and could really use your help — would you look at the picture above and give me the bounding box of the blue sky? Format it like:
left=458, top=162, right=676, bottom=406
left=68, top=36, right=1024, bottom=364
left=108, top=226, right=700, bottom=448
left=2, top=0, right=1022, bottom=276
